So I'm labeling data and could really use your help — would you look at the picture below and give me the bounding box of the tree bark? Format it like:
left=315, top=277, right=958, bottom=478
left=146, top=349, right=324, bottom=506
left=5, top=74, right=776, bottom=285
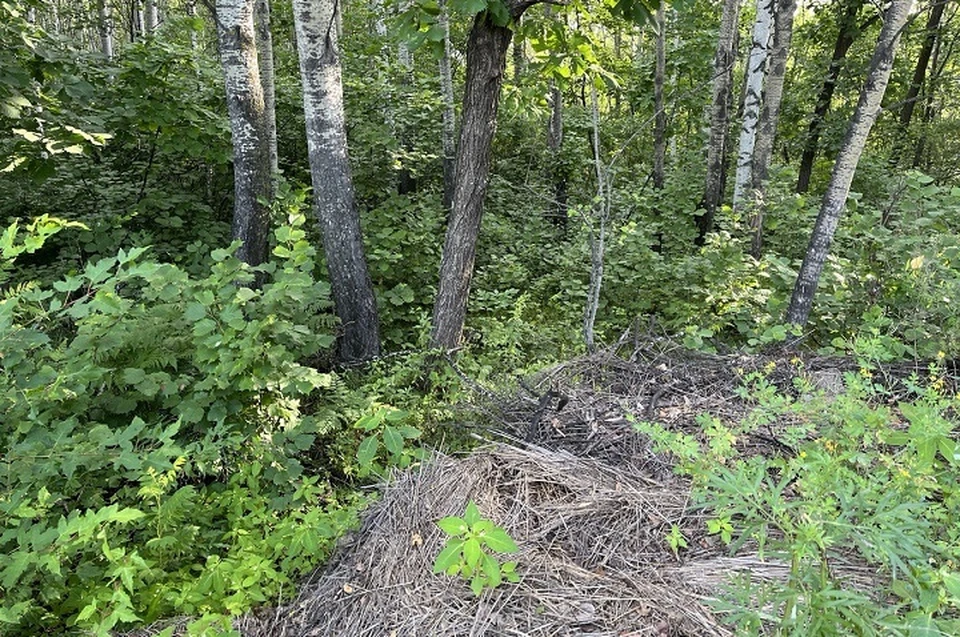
left=439, top=0, right=457, bottom=212
left=899, top=0, right=946, bottom=131
left=215, top=0, right=273, bottom=269
left=545, top=5, right=567, bottom=231
left=145, top=0, right=158, bottom=33
left=696, top=0, right=741, bottom=245
left=584, top=81, right=607, bottom=354
left=786, top=0, right=911, bottom=327
left=749, top=0, right=796, bottom=257
left=796, top=0, right=869, bottom=193
left=429, top=10, right=515, bottom=351
left=293, top=0, right=381, bottom=362
left=653, top=0, right=667, bottom=193
left=732, top=0, right=774, bottom=212
left=99, top=0, right=114, bottom=60
left=255, top=0, right=279, bottom=177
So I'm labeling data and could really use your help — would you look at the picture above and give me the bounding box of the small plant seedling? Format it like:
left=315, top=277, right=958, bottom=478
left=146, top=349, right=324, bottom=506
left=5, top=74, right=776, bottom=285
left=433, top=501, right=520, bottom=595
left=666, top=524, right=688, bottom=557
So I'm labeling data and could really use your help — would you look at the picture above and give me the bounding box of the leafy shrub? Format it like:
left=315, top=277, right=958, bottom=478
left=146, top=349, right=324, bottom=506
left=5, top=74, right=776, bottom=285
left=634, top=361, right=960, bottom=635
left=0, top=214, right=363, bottom=634
left=433, top=501, right=520, bottom=596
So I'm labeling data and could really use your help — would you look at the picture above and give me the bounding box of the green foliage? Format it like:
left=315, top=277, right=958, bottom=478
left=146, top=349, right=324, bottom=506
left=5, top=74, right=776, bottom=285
left=433, top=501, right=520, bottom=596
left=0, top=214, right=364, bottom=634
left=634, top=364, right=960, bottom=635
left=354, top=404, right=425, bottom=477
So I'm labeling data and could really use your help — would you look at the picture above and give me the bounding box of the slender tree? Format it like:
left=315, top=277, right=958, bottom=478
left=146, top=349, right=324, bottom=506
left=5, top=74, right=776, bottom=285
left=749, top=0, right=796, bottom=257
left=214, top=0, right=273, bottom=268
left=732, top=0, right=774, bottom=212
left=696, top=0, right=740, bottom=244
left=293, top=0, right=381, bottom=362
left=897, top=0, right=946, bottom=139
left=439, top=0, right=457, bottom=212
left=795, top=0, right=878, bottom=193
left=786, top=0, right=911, bottom=326
left=99, top=0, right=114, bottom=60
left=255, top=0, right=278, bottom=177
left=545, top=5, right=567, bottom=230
left=653, top=0, right=667, bottom=193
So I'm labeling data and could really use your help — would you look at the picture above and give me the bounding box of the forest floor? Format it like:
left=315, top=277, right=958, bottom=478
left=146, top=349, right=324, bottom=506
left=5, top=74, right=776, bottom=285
left=130, top=345, right=939, bottom=636
left=229, top=344, right=921, bottom=637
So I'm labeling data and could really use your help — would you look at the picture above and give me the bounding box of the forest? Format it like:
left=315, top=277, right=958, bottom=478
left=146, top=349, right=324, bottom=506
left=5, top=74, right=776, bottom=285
left=1, top=0, right=959, bottom=634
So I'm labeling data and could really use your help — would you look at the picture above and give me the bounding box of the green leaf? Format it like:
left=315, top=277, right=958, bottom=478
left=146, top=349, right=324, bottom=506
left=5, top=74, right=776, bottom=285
left=482, top=528, right=518, bottom=553
left=382, top=425, right=403, bottom=456
left=463, top=538, right=482, bottom=569
left=184, top=302, right=206, bottom=321
left=437, top=516, right=468, bottom=536
left=470, top=574, right=484, bottom=596
left=356, top=435, right=379, bottom=467
left=433, top=539, right=464, bottom=574
left=482, top=553, right=501, bottom=587
left=464, top=501, right=481, bottom=526
left=943, top=572, right=960, bottom=599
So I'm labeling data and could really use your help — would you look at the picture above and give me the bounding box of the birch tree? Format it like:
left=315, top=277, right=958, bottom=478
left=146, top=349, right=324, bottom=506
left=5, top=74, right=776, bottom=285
left=732, top=0, right=774, bottom=212
left=145, top=0, right=158, bottom=33
left=214, top=0, right=273, bottom=268
left=293, top=0, right=381, bottom=362
left=696, top=0, right=740, bottom=244
left=99, top=0, right=114, bottom=60
left=255, top=0, right=278, bottom=177
left=786, top=0, right=911, bottom=326
left=749, top=0, right=796, bottom=257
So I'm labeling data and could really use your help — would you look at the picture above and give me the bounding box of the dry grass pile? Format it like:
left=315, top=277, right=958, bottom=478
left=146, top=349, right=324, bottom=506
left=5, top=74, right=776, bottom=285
left=243, top=444, right=726, bottom=637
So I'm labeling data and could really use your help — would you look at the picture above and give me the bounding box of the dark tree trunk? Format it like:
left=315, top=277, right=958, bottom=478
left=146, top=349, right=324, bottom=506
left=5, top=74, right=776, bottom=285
left=696, top=0, right=741, bottom=245
left=786, top=0, right=911, bottom=327
left=653, top=0, right=667, bottom=193
left=429, top=10, right=514, bottom=351
left=293, top=0, right=381, bottom=362
left=546, top=79, right=568, bottom=231
left=750, top=0, right=796, bottom=257
left=796, top=0, right=873, bottom=193
left=215, top=0, right=273, bottom=269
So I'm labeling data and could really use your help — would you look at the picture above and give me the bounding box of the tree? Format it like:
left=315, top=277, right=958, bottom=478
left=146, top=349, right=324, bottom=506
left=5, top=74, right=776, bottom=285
left=99, top=0, right=114, bottom=60
left=732, top=0, right=774, bottom=212
left=255, top=0, right=278, bottom=177
left=795, top=0, right=879, bottom=193
left=145, top=0, right=159, bottom=33
left=439, top=0, right=457, bottom=212
left=429, top=7, right=519, bottom=351
left=293, top=0, right=381, bottom=362
left=653, top=0, right=666, bottom=194
left=748, top=0, right=796, bottom=257
left=214, top=0, right=274, bottom=268
left=786, top=0, right=912, bottom=326
left=695, top=0, right=740, bottom=244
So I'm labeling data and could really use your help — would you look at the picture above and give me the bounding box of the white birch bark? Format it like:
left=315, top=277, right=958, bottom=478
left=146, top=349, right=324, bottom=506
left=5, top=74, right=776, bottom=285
left=292, top=0, right=381, bottom=361
left=584, top=81, right=607, bottom=354
left=749, top=0, right=796, bottom=256
left=786, top=0, right=911, bottom=326
left=732, top=0, right=774, bottom=212
left=255, top=0, right=278, bottom=177
left=145, top=0, right=158, bottom=33
left=697, top=0, right=741, bottom=243
left=214, top=0, right=273, bottom=268
left=99, top=0, right=114, bottom=60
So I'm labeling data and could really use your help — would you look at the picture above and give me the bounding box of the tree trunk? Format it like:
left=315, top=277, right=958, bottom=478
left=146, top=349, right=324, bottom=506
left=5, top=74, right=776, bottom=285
left=696, top=0, right=741, bottom=245
left=913, top=7, right=954, bottom=168
left=749, top=0, right=796, bottom=257
left=145, top=0, right=158, bottom=33
left=439, top=0, right=457, bottom=212
left=796, top=0, right=868, bottom=193
left=584, top=81, right=607, bottom=354
left=215, top=0, right=274, bottom=269
left=429, top=10, right=514, bottom=351
left=898, top=0, right=946, bottom=131
left=293, top=0, right=381, bottom=362
left=512, top=21, right=525, bottom=81
left=732, top=0, right=774, bottom=212
left=545, top=5, right=567, bottom=231
left=653, top=0, right=667, bottom=193
left=255, top=0, right=278, bottom=177
left=786, top=0, right=910, bottom=327
left=99, top=0, right=114, bottom=60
